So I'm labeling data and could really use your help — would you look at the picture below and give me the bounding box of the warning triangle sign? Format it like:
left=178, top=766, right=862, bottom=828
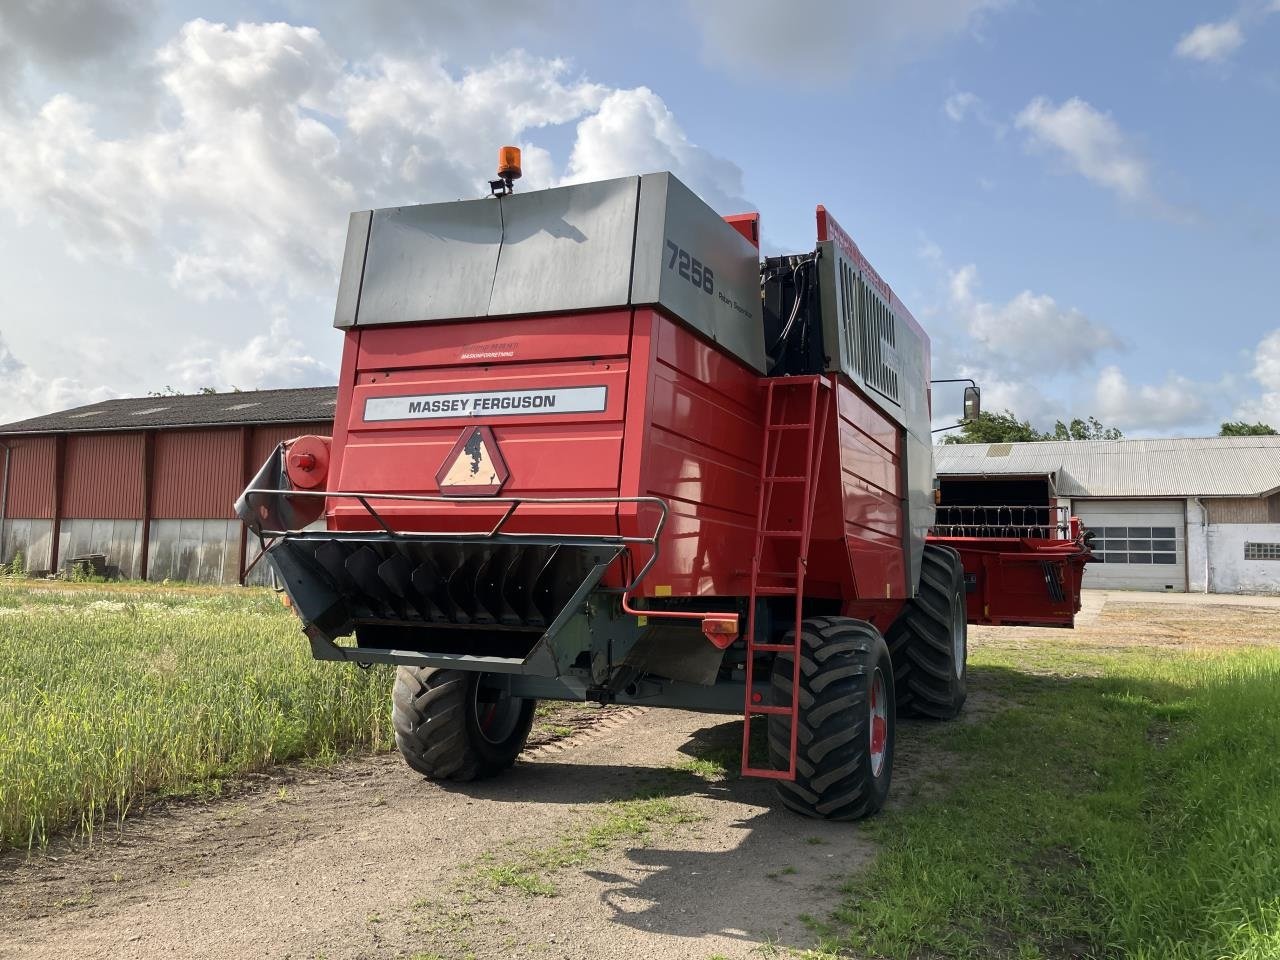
left=436, top=426, right=509, bottom=495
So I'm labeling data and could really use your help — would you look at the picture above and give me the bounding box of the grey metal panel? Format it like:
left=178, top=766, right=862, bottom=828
left=816, top=236, right=934, bottom=590
left=332, top=210, right=371, bottom=328
left=486, top=177, right=639, bottom=316
left=355, top=198, right=503, bottom=326
left=633, top=173, right=766, bottom=373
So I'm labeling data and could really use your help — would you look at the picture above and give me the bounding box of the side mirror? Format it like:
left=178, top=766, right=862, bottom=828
left=963, top=385, right=981, bottom=423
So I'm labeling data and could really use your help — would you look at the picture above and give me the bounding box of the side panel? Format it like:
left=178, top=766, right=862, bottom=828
left=814, top=207, right=933, bottom=593
left=350, top=199, right=503, bottom=327
left=151, top=428, right=244, bottom=520
left=3, top=435, right=56, bottom=518
left=632, top=173, right=766, bottom=373
left=632, top=310, right=763, bottom=597
left=810, top=379, right=907, bottom=602
left=62, top=433, right=145, bottom=520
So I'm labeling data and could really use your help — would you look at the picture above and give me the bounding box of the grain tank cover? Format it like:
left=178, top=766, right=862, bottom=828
left=333, top=172, right=766, bottom=372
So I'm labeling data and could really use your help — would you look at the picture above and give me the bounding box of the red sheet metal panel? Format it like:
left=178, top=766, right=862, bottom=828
left=152, top=429, right=243, bottom=519
left=3, top=435, right=56, bottom=518
left=631, top=311, right=763, bottom=597
left=63, top=433, right=145, bottom=519
left=329, top=314, right=631, bottom=537
left=808, top=380, right=906, bottom=602
left=930, top=534, right=1090, bottom=628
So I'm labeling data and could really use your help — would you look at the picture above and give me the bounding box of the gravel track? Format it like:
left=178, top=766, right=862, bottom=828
left=0, top=705, right=881, bottom=960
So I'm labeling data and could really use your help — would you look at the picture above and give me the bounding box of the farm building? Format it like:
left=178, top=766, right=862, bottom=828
left=0, top=387, right=336, bottom=584
left=934, top=436, right=1280, bottom=594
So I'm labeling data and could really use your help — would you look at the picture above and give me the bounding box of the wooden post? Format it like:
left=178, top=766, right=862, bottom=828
left=49, top=435, right=66, bottom=575
left=139, top=431, right=155, bottom=581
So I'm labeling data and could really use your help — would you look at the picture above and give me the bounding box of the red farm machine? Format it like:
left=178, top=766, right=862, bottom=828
left=238, top=150, right=1090, bottom=820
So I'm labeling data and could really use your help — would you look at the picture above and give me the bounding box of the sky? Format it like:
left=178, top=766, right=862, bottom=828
left=0, top=0, right=1277, bottom=437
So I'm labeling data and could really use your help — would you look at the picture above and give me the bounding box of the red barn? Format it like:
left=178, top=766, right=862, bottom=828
left=0, top=387, right=335, bottom=584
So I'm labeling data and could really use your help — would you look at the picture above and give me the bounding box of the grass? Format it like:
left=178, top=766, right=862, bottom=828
left=471, top=793, right=702, bottom=897
left=807, top=636, right=1280, bottom=960
left=0, top=580, right=393, bottom=849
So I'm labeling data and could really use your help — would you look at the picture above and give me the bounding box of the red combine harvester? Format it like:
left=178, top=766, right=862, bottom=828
left=238, top=149, right=1090, bottom=820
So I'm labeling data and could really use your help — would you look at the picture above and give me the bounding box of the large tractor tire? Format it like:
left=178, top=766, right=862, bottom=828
left=887, top=544, right=968, bottom=720
left=392, top=667, right=536, bottom=782
left=768, top=617, right=895, bottom=821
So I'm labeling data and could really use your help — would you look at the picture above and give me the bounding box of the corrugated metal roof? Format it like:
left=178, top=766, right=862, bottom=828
left=933, top=436, right=1280, bottom=498
left=0, top=386, right=338, bottom=435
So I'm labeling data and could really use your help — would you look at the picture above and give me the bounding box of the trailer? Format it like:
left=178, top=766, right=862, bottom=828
left=238, top=150, right=1090, bottom=820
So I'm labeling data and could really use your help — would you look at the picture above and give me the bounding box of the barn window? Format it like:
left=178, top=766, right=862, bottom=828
left=1090, top=526, right=1178, bottom=565
left=1244, top=542, right=1280, bottom=561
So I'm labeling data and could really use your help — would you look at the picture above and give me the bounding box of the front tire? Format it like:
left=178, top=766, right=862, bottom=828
left=768, top=617, right=895, bottom=821
left=392, top=667, right=536, bottom=782
left=887, top=544, right=968, bottom=720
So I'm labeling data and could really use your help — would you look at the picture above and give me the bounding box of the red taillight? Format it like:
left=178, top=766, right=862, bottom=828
left=284, top=435, right=331, bottom=490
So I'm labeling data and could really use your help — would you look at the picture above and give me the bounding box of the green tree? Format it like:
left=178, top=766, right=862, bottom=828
left=940, top=410, right=1047, bottom=444
left=1219, top=420, right=1278, bottom=436
left=940, top=411, right=1124, bottom=444
left=1049, top=416, right=1123, bottom=441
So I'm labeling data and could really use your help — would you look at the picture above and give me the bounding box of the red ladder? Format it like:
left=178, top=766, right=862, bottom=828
left=741, top=375, right=831, bottom=779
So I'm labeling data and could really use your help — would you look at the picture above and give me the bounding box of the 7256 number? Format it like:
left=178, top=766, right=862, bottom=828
left=666, top=240, right=714, bottom=295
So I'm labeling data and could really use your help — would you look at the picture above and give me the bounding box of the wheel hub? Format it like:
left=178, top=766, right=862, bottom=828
left=473, top=686, right=522, bottom=745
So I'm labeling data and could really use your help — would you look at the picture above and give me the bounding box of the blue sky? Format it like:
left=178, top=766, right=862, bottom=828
left=0, top=0, right=1276, bottom=435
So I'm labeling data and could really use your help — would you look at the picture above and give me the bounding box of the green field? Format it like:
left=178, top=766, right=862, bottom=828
left=806, top=623, right=1280, bottom=960
left=0, top=580, right=393, bottom=850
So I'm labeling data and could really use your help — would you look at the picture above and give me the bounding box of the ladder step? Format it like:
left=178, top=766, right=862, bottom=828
left=752, top=586, right=799, bottom=596
left=761, top=530, right=803, bottom=538
left=767, top=423, right=811, bottom=431
left=751, top=642, right=799, bottom=652
left=741, top=765, right=796, bottom=781
left=764, top=475, right=807, bottom=482
left=746, top=704, right=793, bottom=716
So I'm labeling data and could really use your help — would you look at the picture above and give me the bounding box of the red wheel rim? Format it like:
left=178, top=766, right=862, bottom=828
left=869, top=668, right=888, bottom=778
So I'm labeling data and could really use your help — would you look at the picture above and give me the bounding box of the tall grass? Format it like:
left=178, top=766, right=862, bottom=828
left=815, top=644, right=1280, bottom=960
left=0, top=582, right=392, bottom=849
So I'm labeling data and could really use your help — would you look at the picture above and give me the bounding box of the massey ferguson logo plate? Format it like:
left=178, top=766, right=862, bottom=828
left=364, top=386, right=607, bottom=422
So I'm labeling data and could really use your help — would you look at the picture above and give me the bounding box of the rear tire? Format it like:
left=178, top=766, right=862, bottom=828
left=887, top=544, right=968, bottom=720
left=768, top=617, right=895, bottom=821
left=392, top=667, right=536, bottom=781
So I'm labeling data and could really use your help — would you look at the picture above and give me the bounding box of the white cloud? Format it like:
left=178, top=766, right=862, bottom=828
left=564, top=87, right=748, bottom=212
left=944, top=91, right=980, bottom=122
left=1093, top=365, right=1210, bottom=431
left=1234, top=328, right=1280, bottom=427
left=1174, top=20, right=1244, bottom=61
left=1015, top=96, right=1150, bottom=202
left=947, top=263, right=1120, bottom=374
left=0, top=333, right=117, bottom=424
left=168, top=317, right=335, bottom=393
left=687, top=0, right=1004, bottom=84
left=0, top=20, right=743, bottom=302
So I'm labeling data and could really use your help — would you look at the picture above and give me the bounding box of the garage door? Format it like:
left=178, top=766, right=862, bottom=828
left=1075, top=500, right=1186, bottom=592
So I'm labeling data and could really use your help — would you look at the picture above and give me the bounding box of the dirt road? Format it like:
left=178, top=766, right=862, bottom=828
left=0, top=705, right=892, bottom=960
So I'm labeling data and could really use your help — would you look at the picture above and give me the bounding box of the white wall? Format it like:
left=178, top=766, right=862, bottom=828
left=1187, top=498, right=1209, bottom=593
left=1206, top=523, right=1280, bottom=594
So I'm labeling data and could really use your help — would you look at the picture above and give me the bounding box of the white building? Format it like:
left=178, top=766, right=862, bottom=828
left=934, top=436, right=1280, bottom=594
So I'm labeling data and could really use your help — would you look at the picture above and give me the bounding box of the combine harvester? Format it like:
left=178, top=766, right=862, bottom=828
left=239, top=149, right=1090, bottom=820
